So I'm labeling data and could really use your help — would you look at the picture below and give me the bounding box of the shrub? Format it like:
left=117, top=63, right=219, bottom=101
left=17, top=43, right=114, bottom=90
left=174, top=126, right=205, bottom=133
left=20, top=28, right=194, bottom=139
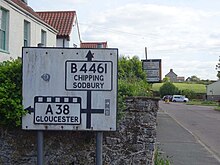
left=0, top=58, right=26, bottom=127
left=159, top=82, right=179, bottom=97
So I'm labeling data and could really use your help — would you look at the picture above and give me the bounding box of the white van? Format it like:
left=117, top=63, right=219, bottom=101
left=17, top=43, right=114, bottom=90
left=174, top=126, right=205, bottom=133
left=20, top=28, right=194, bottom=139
left=172, top=95, right=189, bottom=102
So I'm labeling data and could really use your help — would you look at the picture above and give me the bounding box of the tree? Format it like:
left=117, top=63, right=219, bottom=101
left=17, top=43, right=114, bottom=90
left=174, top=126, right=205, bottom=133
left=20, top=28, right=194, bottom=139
left=162, top=77, right=170, bottom=82
left=159, top=82, right=179, bottom=97
left=216, top=56, right=220, bottom=79
left=187, top=75, right=200, bottom=82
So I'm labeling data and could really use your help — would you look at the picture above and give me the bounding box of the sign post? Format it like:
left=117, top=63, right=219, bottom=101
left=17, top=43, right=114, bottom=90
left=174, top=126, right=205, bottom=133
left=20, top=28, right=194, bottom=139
left=22, top=47, right=118, bottom=164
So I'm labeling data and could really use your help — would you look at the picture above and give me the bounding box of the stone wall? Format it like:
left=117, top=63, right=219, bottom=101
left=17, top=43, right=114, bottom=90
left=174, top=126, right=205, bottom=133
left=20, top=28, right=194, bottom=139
left=0, top=97, right=159, bottom=165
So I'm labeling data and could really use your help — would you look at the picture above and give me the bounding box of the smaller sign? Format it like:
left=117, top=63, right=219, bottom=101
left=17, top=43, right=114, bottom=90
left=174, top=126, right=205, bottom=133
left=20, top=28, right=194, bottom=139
left=142, top=59, right=162, bottom=83
left=34, top=96, right=81, bottom=125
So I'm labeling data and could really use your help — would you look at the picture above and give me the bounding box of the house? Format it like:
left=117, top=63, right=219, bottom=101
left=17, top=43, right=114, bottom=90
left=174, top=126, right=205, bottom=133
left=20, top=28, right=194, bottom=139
left=206, top=81, right=220, bottom=101
left=37, top=11, right=81, bottom=48
left=80, top=41, right=108, bottom=48
left=165, top=69, right=178, bottom=82
left=165, top=69, right=185, bottom=82
left=0, top=0, right=57, bottom=61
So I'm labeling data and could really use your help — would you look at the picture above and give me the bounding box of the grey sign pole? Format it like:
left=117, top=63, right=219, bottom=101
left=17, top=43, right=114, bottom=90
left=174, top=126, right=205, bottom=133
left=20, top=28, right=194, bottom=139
left=96, top=131, right=103, bottom=165
left=37, top=43, right=44, bottom=165
left=37, top=131, right=44, bottom=165
left=96, top=43, right=103, bottom=165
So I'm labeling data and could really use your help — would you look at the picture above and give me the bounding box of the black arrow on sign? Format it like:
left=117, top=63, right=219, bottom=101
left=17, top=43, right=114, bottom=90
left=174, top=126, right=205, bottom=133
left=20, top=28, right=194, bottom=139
left=86, top=50, right=94, bottom=61
left=25, top=106, right=34, bottom=114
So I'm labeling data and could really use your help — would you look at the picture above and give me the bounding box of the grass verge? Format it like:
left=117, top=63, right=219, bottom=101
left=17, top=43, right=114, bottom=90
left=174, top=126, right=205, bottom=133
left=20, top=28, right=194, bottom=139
left=154, top=148, right=171, bottom=165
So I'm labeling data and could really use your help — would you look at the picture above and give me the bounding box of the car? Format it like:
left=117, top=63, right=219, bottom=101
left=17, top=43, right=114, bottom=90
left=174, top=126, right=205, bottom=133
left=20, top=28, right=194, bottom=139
left=172, top=95, right=189, bottom=102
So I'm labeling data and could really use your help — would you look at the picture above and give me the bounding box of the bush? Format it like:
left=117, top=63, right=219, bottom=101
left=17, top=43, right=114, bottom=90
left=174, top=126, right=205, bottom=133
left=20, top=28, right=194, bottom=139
left=159, top=82, right=179, bottom=97
left=0, top=58, right=26, bottom=127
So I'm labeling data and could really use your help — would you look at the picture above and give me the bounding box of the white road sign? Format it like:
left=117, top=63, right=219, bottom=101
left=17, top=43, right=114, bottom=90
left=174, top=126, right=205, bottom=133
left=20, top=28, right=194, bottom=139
left=22, top=48, right=118, bottom=131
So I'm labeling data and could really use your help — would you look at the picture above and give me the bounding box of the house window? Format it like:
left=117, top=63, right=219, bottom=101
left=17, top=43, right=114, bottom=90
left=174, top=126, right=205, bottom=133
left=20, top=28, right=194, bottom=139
left=41, top=30, right=46, bottom=47
left=24, top=20, right=30, bottom=46
left=0, top=8, right=9, bottom=51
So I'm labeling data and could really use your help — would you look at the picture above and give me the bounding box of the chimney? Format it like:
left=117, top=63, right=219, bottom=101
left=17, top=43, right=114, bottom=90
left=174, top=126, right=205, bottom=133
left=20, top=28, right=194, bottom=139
left=170, top=69, right=173, bottom=72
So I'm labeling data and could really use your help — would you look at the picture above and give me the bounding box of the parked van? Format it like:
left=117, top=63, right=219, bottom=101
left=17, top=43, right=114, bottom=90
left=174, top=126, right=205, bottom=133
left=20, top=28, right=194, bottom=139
left=172, top=95, right=189, bottom=102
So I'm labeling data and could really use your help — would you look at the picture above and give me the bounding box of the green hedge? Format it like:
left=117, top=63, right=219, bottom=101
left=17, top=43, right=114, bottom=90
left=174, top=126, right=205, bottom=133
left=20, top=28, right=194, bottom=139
left=0, top=58, right=26, bottom=127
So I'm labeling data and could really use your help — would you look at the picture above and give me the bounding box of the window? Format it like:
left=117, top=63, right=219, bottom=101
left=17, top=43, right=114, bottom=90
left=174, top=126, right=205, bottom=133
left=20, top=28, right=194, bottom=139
left=24, top=20, right=30, bottom=46
left=0, top=8, right=9, bottom=51
left=41, top=30, right=46, bottom=47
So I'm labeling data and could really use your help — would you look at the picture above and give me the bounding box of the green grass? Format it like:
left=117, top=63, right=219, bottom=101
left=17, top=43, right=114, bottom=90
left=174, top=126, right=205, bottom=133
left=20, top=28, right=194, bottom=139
left=187, top=100, right=218, bottom=106
left=152, top=83, right=206, bottom=93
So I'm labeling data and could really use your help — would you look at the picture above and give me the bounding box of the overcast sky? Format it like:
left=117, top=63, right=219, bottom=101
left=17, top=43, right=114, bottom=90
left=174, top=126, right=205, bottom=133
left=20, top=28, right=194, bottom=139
left=28, top=0, right=220, bottom=80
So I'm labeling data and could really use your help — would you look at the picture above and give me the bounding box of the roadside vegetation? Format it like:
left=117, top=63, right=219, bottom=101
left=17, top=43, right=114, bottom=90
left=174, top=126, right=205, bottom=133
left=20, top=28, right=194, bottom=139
left=154, top=148, right=171, bottom=165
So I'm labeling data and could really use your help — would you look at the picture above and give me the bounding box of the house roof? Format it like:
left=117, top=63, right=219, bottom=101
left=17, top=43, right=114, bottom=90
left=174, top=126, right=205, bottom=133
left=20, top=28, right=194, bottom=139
left=165, top=69, right=178, bottom=77
left=37, top=11, right=76, bottom=40
left=11, top=0, right=41, bottom=19
left=80, top=42, right=108, bottom=48
left=9, top=0, right=57, bottom=33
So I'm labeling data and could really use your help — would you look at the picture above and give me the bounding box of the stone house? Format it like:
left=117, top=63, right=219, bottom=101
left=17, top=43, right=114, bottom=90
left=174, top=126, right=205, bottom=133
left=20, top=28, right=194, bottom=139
left=37, top=11, right=81, bottom=48
left=206, top=81, right=220, bottom=101
left=165, top=69, right=185, bottom=82
left=0, top=0, right=57, bottom=61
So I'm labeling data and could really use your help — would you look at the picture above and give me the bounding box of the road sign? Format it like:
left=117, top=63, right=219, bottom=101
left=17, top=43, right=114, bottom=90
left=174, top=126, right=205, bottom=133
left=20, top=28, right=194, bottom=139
left=142, top=59, right=162, bottom=83
left=22, top=48, right=118, bottom=131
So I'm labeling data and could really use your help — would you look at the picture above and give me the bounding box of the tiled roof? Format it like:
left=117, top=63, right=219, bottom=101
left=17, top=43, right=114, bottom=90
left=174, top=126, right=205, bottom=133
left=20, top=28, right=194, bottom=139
left=80, top=42, right=108, bottom=48
left=10, top=0, right=57, bottom=33
left=37, top=11, right=76, bottom=40
left=11, top=0, right=42, bottom=19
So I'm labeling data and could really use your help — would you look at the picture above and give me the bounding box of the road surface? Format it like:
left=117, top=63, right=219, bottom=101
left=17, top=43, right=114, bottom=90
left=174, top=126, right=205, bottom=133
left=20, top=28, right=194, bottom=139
left=157, top=101, right=220, bottom=165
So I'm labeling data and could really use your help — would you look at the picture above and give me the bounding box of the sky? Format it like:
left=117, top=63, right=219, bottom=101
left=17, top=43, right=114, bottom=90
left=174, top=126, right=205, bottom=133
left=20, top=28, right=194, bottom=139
left=28, top=0, right=220, bottom=80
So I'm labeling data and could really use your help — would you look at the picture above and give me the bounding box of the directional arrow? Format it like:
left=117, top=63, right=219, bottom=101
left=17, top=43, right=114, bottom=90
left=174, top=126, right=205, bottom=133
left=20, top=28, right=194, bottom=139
left=86, top=50, right=94, bottom=61
left=25, top=106, right=34, bottom=114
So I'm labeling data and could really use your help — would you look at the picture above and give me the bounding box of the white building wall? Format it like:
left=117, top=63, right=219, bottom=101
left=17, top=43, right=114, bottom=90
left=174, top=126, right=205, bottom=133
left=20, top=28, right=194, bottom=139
left=207, top=81, right=220, bottom=95
left=0, top=1, right=57, bottom=61
left=56, top=38, right=69, bottom=48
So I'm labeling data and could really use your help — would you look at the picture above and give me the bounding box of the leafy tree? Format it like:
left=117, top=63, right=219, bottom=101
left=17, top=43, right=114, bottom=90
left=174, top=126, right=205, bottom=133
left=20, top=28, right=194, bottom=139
left=187, top=75, right=200, bottom=82
left=159, top=82, right=179, bottom=97
left=216, top=56, right=220, bottom=79
left=180, top=89, right=195, bottom=99
left=0, top=58, right=26, bottom=127
left=118, top=56, right=146, bottom=81
left=162, top=77, right=170, bottom=82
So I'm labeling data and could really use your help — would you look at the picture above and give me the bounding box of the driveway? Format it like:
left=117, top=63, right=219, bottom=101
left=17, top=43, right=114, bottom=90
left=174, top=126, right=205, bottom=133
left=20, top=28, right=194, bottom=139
left=157, top=101, right=220, bottom=164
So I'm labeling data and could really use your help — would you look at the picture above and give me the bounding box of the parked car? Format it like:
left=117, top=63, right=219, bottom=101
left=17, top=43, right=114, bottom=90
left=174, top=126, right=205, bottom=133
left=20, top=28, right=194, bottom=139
left=172, top=95, right=189, bottom=102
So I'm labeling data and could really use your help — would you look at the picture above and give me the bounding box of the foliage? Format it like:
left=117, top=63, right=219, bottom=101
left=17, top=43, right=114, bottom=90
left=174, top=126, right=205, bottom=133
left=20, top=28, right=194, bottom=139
left=154, top=148, right=171, bottom=165
left=0, top=58, right=26, bottom=127
left=159, top=82, right=179, bottom=97
left=180, top=89, right=196, bottom=99
left=216, top=56, right=220, bottom=79
left=186, top=75, right=200, bottom=82
left=162, top=77, right=170, bottom=83
left=117, top=56, right=152, bottom=120
left=118, top=56, right=146, bottom=80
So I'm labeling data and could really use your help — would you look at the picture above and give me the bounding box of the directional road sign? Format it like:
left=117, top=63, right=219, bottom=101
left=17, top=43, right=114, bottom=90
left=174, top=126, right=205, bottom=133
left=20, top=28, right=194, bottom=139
left=22, top=48, right=118, bottom=131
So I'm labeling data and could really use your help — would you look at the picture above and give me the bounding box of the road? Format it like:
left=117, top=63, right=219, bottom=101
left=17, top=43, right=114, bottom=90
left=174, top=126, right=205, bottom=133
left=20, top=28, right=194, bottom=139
left=157, top=101, right=220, bottom=164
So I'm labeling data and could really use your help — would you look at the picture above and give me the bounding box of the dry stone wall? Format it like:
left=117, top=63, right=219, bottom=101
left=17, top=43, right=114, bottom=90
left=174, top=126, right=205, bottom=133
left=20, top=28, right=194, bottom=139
left=0, top=97, right=159, bottom=165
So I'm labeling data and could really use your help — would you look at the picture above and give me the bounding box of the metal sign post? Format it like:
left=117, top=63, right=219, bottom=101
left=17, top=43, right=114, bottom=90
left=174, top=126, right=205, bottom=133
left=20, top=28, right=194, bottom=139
left=37, top=131, right=43, bottom=165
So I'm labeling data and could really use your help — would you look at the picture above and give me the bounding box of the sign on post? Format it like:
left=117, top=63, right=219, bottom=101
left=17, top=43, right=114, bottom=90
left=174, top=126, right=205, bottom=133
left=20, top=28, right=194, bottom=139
left=22, top=48, right=118, bottom=131
left=142, top=59, right=162, bottom=83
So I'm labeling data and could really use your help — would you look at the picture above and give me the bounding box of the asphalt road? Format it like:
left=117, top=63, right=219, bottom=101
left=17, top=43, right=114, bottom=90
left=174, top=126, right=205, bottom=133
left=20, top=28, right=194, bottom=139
left=157, top=101, right=220, bottom=165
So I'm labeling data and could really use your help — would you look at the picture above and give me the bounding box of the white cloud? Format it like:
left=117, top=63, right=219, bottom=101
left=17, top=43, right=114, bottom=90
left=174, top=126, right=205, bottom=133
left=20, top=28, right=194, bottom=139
left=80, top=3, right=220, bottom=79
